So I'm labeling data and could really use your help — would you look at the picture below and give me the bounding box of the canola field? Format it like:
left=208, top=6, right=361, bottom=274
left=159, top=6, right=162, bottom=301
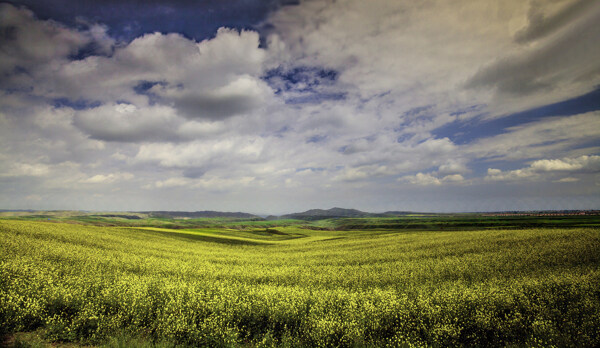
left=1, top=219, right=599, bottom=347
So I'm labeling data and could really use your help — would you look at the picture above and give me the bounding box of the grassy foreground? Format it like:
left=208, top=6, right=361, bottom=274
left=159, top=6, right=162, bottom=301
left=1, top=220, right=599, bottom=347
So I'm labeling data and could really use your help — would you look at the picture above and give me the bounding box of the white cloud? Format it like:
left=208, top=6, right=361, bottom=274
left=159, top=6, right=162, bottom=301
left=399, top=172, right=465, bottom=186
left=401, top=173, right=441, bottom=186
left=111, top=152, right=128, bottom=161
left=437, top=161, right=469, bottom=175
left=0, top=4, right=91, bottom=75
left=0, top=160, right=88, bottom=189
left=1, top=162, right=51, bottom=177
left=485, top=168, right=539, bottom=181
left=555, top=177, right=579, bottom=183
left=442, top=174, right=465, bottom=183
left=79, top=172, right=134, bottom=184
left=152, top=175, right=256, bottom=190
left=160, top=74, right=273, bottom=120
left=265, top=0, right=600, bottom=148
left=0, top=1, right=599, bottom=212
left=134, top=137, right=266, bottom=172
left=43, top=28, right=271, bottom=120
left=485, top=155, right=600, bottom=182
left=333, top=165, right=391, bottom=182
left=467, top=112, right=600, bottom=160
left=1, top=9, right=274, bottom=138
left=266, top=0, right=536, bottom=117
left=530, top=155, right=600, bottom=172
left=73, top=103, right=182, bottom=142
left=153, top=177, right=192, bottom=188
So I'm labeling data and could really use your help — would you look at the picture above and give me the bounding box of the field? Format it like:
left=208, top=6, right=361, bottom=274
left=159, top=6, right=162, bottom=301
left=1, top=215, right=599, bottom=347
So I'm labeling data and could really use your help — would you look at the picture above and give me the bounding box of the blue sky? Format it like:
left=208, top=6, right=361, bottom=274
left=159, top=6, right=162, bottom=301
left=6, top=0, right=297, bottom=41
left=0, top=0, right=599, bottom=213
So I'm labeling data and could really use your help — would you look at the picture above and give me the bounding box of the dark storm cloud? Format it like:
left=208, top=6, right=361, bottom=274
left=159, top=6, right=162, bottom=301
left=515, top=0, right=597, bottom=43
left=173, top=92, right=264, bottom=120
left=0, top=3, right=89, bottom=75
left=466, top=2, right=600, bottom=97
left=72, top=103, right=183, bottom=143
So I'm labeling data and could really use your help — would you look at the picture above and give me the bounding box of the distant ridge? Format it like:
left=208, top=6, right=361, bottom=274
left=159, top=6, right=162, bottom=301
left=141, top=211, right=262, bottom=219
left=280, top=207, right=371, bottom=220
left=3, top=209, right=595, bottom=221
left=0, top=209, right=36, bottom=212
left=279, top=208, right=420, bottom=220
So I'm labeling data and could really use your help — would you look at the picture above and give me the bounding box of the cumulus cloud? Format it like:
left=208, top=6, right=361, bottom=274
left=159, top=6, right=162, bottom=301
left=485, top=168, right=539, bottom=181
left=0, top=160, right=85, bottom=189
left=399, top=172, right=465, bottom=186
left=159, top=75, right=272, bottom=120
left=530, top=155, right=600, bottom=172
left=0, top=3, right=114, bottom=90
left=437, top=161, right=470, bottom=175
left=79, top=172, right=134, bottom=184
left=1, top=8, right=273, bottom=137
left=73, top=103, right=181, bottom=142
left=1, top=162, right=51, bottom=177
left=442, top=174, right=465, bottom=183
left=15, top=28, right=275, bottom=143
left=50, top=28, right=270, bottom=118
left=555, top=177, right=579, bottom=183
left=134, top=137, right=266, bottom=173
left=485, top=155, right=600, bottom=182
left=333, top=165, right=391, bottom=182
left=340, top=138, right=372, bottom=155
left=152, top=175, right=256, bottom=191
left=402, top=173, right=442, bottom=186
left=0, top=99, right=112, bottom=170
left=0, top=4, right=89, bottom=75
left=1, top=1, right=599, bottom=212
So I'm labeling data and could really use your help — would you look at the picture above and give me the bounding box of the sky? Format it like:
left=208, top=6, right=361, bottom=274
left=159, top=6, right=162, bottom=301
left=0, top=0, right=599, bottom=214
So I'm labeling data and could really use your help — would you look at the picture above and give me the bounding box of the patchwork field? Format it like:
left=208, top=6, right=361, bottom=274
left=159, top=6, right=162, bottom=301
left=1, top=217, right=599, bottom=347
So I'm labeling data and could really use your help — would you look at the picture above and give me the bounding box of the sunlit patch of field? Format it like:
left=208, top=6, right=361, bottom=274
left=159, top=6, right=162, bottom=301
left=1, top=220, right=599, bottom=347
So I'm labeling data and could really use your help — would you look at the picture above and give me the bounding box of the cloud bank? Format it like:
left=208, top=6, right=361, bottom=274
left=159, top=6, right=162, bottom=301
left=0, top=1, right=599, bottom=213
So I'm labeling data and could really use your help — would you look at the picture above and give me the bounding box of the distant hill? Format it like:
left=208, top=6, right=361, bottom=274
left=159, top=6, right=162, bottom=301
left=141, top=211, right=262, bottom=219
left=280, top=207, right=372, bottom=220
left=93, top=214, right=142, bottom=220
left=277, top=208, right=423, bottom=220
left=0, top=209, right=36, bottom=212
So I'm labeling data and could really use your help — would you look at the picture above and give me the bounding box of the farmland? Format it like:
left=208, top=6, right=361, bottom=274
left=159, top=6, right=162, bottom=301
left=1, top=214, right=599, bottom=347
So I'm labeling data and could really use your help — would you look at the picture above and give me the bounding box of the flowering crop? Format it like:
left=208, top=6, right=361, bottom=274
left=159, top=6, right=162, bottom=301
left=1, top=220, right=599, bottom=347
